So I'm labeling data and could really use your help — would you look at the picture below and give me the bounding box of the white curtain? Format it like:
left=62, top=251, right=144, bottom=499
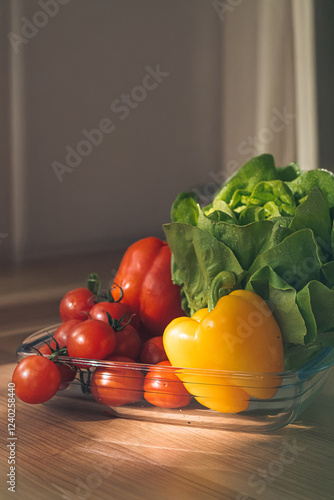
left=291, top=0, right=318, bottom=170
left=221, top=0, right=318, bottom=173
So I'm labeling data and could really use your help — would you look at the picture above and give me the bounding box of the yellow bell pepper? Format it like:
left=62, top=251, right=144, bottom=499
left=163, top=290, right=284, bottom=413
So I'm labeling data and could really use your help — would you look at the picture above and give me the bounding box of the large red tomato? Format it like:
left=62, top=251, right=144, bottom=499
left=112, top=237, right=185, bottom=337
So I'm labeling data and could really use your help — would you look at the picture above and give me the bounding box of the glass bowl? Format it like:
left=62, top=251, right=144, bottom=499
left=16, top=325, right=334, bottom=432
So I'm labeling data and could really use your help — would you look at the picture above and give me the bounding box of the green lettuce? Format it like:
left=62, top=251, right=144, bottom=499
left=163, top=154, right=334, bottom=370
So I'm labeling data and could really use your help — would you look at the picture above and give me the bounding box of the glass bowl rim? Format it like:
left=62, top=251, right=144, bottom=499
left=16, top=323, right=334, bottom=381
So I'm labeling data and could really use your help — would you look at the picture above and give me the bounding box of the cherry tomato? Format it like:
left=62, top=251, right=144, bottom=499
left=54, top=319, right=83, bottom=346
left=90, top=359, right=144, bottom=407
left=12, top=356, right=61, bottom=404
left=39, top=319, right=83, bottom=355
left=36, top=345, right=77, bottom=390
left=67, top=319, right=116, bottom=360
left=57, top=363, right=77, bottom=391
left=89, top=301, right=139, bottom=329
left=139, top=336, right=168, bottom=364
left=60, top=287, right=95, bottom=322
left=89, top=302, right=141, bottom=359
left=144, top=361, right=192, bottom=409
left=110, top=325, right=141, bottom=360
left=38, top=343, right=54, bottom=356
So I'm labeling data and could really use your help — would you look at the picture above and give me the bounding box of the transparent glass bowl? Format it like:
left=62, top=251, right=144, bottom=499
left=16, top=325, right=334, bottom=432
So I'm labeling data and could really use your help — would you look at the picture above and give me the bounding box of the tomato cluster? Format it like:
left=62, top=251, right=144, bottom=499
left=13, top=269, right=191, bottom=410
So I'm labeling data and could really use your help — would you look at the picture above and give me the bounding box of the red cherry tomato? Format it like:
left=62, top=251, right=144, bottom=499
left=139, top=336, right=168, bottom=364
left=12, top=356, right=61, bottom=404
left=53, top=319, right=83, bottom=346
left=57, top=363, right=77, bottom=391
left=38, top=343, right=54, bottom=356
left=111, top=325, right=141, bottom=360
left=89, top=301, right=139, bottom=329
left=39, top=319, right=83, bottom=355
left=35, top=347, right=77, bottom=390
left=60, top=287, right=95, bottom=322
left=90, top=360, right=144, bottom=407
left=144, top=361, right=192, bottom=409
left=67, top=319, right=116, bottom=361
left=35, top=342, right=77, bottom=389
left=89, top=302, right=141, bottom=359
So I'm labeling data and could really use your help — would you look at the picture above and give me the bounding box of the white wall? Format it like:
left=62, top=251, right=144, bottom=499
left=2, top=0, right=329, bottom=264
left=4, top=0, right=221, bottom=262
left=0, top=1, right=12, bottom=261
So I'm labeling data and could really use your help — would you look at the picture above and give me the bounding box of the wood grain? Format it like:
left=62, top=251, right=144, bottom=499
left=1, top=363, right=334, bottom=500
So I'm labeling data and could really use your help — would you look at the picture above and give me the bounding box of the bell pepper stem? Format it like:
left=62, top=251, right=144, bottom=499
left=208, top=271, right=236, bottom=311
left=87, top=273, right=101, bottom=296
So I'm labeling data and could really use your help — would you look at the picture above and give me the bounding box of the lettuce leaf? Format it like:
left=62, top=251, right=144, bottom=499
left=247, top=229, right=323, bottom=291
left=276, top=162, right=301, bottom=181
left=197, top=216, right=292, bottom=271
left=246, top=266, right=308, bottom=345
left=164, top=155, right=334, bottom=369
left=163, top=222, right=244, bottom=315
left=213, top=154, right=277, bottom=204
left=171, top=192, right=199, bottom=226
left=287, top=169, right=334, bottom=207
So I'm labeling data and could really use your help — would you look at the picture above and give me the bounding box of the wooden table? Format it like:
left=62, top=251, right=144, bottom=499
left=1, top=363, right=334, bottom=500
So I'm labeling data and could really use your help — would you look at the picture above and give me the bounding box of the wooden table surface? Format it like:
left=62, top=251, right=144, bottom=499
left=1, top=362, right=334, bottom=500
